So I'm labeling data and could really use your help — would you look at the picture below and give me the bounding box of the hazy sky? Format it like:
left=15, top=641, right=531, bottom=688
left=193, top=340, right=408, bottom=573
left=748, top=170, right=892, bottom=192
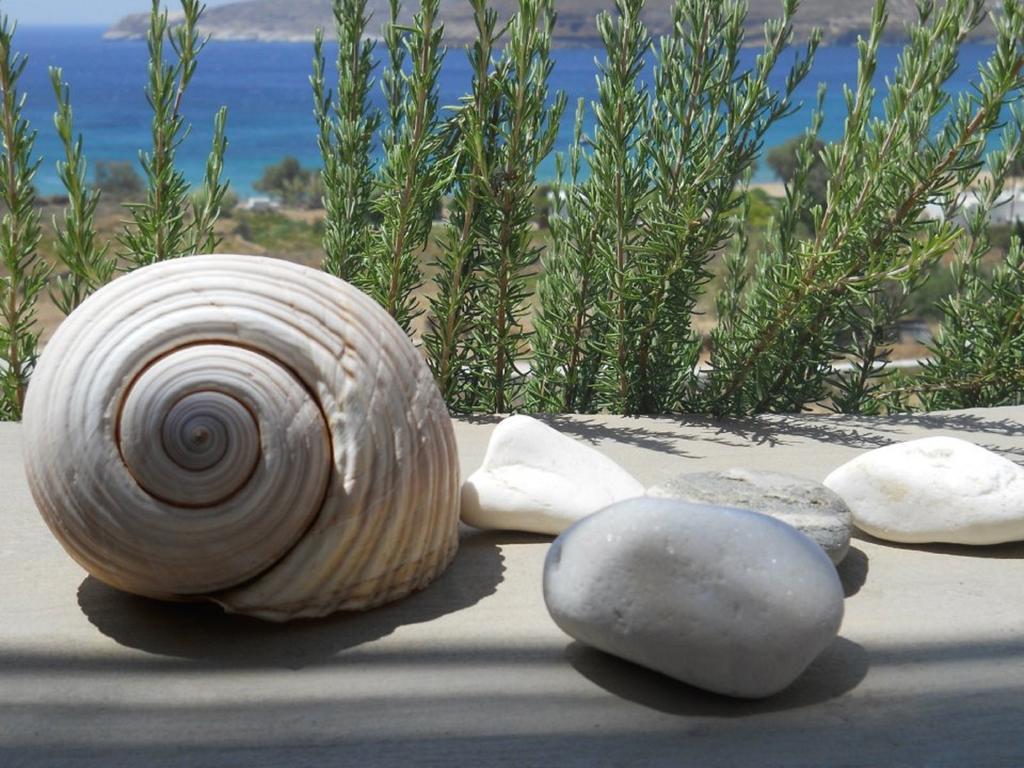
left=3, top=1, right=238, bottom=26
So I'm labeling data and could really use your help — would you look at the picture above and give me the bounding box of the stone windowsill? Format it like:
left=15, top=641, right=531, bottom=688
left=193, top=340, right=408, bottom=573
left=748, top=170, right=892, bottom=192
left=1, top=407, right=1023, bottom=766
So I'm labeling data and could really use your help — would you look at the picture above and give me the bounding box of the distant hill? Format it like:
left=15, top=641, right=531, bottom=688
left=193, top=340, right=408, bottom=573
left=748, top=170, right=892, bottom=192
left=105, top=0, right=996, bottom=47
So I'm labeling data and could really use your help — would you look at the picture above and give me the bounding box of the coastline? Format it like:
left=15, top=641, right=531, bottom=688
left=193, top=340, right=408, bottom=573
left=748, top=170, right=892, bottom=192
left=100, top=28, right=999, bottom=47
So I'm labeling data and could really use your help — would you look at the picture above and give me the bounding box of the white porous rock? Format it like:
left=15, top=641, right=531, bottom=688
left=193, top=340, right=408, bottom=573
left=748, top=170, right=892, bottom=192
left=543, top=498, right=845, bottom=699
left=23, top=255, right=461, bottom=622
left=824, top=436, right=1024, bottom=545
left=460, top=415, right=646, bottom=535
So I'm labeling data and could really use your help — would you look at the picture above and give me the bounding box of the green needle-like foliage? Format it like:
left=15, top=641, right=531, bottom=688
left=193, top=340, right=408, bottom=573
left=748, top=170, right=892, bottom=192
left=706, top=0, right=1024, bottom=416
left=583, top=0, right=650, bottom=415
left=192, top=105, right=230, bottom=254
left=916, top=238, right=1024, bottom=409
left=909, top=102, right=1024, bottom=410
left=424, top=0, right=564, bottom=413
left=528, top=99, right=607, bottom=413
left=530, top=0, right=814, bottom=414
left=313, top=0, right=449, bottom=336
left=470, top=0, right=566, bottom=413
left=313, top=0, right=380, bottom=286
left=1, top=0, right=1016, bottom=421
left=0, top=15, right=47, bottom=420
left=49, top=67, right=114, bottom=316
left=423, top=0, right=502, bottom=409
left=370, top=0, right=450, bottom=334
left=119, top=0, right=229, bottom=266
left=529, top=0, right=650, bottom=414
left=635, top=0, right=817, bottom=413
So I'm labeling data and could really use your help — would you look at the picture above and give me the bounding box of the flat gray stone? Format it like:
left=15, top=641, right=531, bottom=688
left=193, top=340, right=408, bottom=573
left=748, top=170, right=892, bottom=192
left=649, top=469, right=852, bottom=564
left=543, top=497, right=845, bottom=699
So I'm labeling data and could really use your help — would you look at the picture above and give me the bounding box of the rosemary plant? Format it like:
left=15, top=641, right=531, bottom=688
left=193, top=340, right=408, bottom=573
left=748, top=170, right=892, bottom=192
left=909, top=103, right=1024, bottom=410
left=423, top=0, right=502, bottom=408
left=528, top=99, right=607, bottom=413
left=192, top=106, right=230, bottom=254
left=0, top=15, right=47, bottom=420
left=916, top=239, right=1024, bottom=409
left=371, top=0, right=450, bottom=334
left=530, top=0, right=816, bottom=414
left=706, top=0, right=1024, bottom=416
left=314, top=0, right=450, bottom=335
left=313, top=0, right=379, bottom=285
left=632, top=0, right=817, bottom=413
left=528, top=0, right=650, bottom=414
left=49, top=67, right=114, bottom=315
left=118, top=0, right=229, bottom=266
left=468, top=0, right=565, bottom=413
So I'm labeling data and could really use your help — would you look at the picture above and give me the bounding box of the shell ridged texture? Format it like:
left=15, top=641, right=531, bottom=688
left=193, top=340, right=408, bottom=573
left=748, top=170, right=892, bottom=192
left=23, top=255, right=460, bottom=621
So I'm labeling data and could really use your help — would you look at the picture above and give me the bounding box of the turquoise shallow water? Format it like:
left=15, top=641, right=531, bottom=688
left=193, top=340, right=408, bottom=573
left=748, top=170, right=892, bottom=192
left=16, top=25, right=998, bottom=196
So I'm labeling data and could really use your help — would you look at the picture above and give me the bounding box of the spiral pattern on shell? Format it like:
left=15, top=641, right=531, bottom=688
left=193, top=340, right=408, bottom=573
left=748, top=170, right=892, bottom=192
left=23, top=255, right=460, bottom=621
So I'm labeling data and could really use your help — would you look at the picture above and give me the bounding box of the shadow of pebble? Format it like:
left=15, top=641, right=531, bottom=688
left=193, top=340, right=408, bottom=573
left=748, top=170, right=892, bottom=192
left=76, top=529, right=507, bottom=670
left=566, top=636, right=868, bottom=717
left=837, top=546, right=870, bottom=597
left=852, top=530, right=1024, bottom=560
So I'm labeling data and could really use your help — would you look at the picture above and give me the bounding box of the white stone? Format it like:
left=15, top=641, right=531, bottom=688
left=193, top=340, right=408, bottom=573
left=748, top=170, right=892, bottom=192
left=460, top=415, right=646, bottom=535
left=824, top=436, right=1024, bottom=545
left=543, top=498, right=845, bottom=699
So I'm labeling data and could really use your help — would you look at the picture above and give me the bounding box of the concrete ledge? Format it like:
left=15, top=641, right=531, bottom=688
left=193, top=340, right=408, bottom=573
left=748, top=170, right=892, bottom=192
left=2, top=408, right=1024, bottom=767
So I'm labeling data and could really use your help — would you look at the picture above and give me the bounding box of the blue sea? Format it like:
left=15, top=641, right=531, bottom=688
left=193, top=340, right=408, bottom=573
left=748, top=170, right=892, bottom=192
left=15, top=26, right=999, bottom=196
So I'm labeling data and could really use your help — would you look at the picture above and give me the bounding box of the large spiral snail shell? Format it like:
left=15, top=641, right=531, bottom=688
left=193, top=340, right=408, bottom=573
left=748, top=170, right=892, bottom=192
left=23, top=255, right=460, bottom=621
